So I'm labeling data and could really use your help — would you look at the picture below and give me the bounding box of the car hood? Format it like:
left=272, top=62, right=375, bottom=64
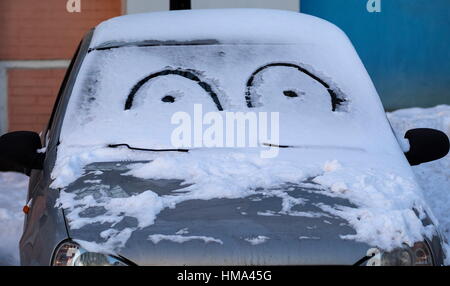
left=61, top=161, right=374, bottom=265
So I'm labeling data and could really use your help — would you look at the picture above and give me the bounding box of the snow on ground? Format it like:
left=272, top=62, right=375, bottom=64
left=0, top=105, right=449, bottom=265
left=0, top=172, right=28, bottom=266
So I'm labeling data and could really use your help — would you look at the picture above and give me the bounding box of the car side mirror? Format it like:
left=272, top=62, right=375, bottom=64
left=404, top=128, right=449, bottom=166
left=0, top=131, right=45, bottom=175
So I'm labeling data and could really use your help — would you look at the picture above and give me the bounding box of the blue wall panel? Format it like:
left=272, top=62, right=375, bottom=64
left=301, top=0, right=450, bottom=110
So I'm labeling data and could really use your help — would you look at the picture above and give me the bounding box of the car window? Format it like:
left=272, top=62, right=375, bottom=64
left=46, top=42, right=81, bottom=135
left=44, top=30, right=94, bottom=151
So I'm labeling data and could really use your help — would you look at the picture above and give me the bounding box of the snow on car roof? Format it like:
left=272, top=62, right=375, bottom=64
left=90, top=9, right=349, bottom=49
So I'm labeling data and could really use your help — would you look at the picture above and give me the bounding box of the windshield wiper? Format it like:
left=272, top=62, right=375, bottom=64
left=353, top=253, right=376, bottom=266
left=262, top=143, right=366, bottom=152
left=108, top=144, right=189, bottom=153
left=89, top=39, right=220, bottom=52
left=262, top=143, right=291, bottom=148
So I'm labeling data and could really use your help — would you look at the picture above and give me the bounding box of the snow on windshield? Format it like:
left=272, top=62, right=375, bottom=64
left=60, top=43, right=388, bottom=150
left=53, top=41, right=435, bottom=255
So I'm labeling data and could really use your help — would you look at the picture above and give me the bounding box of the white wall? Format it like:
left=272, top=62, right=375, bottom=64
left=192, top=0, right=299, bottom=11
left=125, top=0, right=300, bottom=14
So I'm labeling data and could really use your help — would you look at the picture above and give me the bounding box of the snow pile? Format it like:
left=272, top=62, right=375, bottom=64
left=313, top=167, right=435, bottom=249
left=0, top=172, right=28, bottom=266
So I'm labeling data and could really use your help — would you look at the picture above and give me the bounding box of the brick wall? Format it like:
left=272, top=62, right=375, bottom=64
left=0, top=0, right=122, bottom=60
left=7, top=69, right=66, bottom=132
left=0, top=0, right=122, bottom=133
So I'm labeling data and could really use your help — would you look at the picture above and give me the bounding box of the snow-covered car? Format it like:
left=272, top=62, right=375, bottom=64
left=0, top=9, right=449, bottom=266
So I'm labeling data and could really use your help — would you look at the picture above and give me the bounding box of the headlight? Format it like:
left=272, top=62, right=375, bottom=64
left=52, top=241, right=128, bottom=266
left=366, top=241, right=433, bottom=266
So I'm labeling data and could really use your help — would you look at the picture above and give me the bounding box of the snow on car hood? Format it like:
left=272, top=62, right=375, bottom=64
left=61, top=158, right=375, bottom=265
left=51, top=10, right=437, bottom=255
left=55, top=148, right=435, bottom=256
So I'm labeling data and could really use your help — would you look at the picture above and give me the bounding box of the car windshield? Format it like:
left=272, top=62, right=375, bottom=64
left=60, top=43, right=395, bottom=153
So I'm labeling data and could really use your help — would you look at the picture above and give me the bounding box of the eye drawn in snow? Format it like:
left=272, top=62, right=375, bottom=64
left=148, top=234, right=223, bottom=245
left=282, top=90, right=303, bottom=98
left=244, top=236, right=270, bottom=245
left=161, top=90, right=184, bottom=103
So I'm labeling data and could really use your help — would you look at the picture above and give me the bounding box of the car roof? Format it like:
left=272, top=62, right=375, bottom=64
left=90, top=9, right=349, bottom=50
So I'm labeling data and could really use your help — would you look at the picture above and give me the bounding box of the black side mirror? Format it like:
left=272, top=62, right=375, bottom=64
left=404, top=128, right=449, bottom=166
left=0, top=131, right=45, bottom=175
